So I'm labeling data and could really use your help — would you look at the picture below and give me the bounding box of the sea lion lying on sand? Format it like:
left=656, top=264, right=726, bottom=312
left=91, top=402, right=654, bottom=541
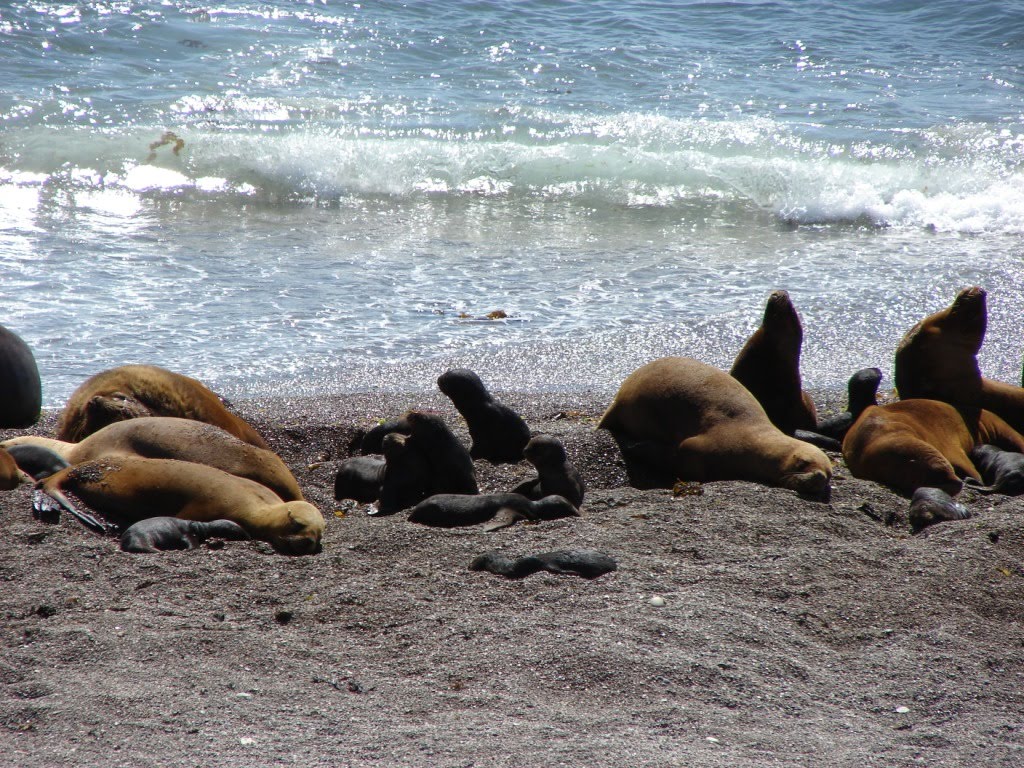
left=4, top=417, right=302, bottom=501
left=908, top=487, right=972, bottom=534
left=598, top=357, right=832, bottom=495
left=470, top=549, right=617, bottom=579
left=120, top=517, right=251, bottom=553
left=894, top=286, right=1024, bottom=434
left=408, top=493, right=579, bottom=531
left=964, top=444, right=1024, bottom=495
left=38, top=456, right=324, bottom=555
left=56, top=364, right=270, bottom=449
left=842, top=399, right=1024, bottom=496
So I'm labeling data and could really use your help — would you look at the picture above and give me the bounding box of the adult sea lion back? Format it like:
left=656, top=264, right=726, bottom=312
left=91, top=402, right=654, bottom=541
left=0, top=324, right=42, bottom=428
left=599, top=357, right=831, bottom=495
left=56, top=364, right=270, bottom=449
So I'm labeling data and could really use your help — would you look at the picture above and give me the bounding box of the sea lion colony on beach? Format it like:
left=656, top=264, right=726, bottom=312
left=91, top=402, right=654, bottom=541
left=2, top=284, right=1024, bottom=563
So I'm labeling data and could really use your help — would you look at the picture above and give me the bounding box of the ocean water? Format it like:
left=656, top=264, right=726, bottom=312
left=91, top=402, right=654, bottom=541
left=2, top=0, right=1023, bottom=406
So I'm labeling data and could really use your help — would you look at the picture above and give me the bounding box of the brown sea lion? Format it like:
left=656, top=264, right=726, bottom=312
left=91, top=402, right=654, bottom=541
left=598, top=357, right=831, bottom=495
left=56, top=365, right=269, bottom=449
left=0, top=324, right=42, bottom=428
left=120, top=517, right=251, bottom=553
left=729, top=291, right=817, bottom=435
left=841, top=399, right=1024, bottom=496
left=4, top=417, right=302, bottom=501
left=437, top=368, right=532, bottom=463
left=38, top=456, right=324, bottom=555
left=894, top=286, right=1024, bottom=433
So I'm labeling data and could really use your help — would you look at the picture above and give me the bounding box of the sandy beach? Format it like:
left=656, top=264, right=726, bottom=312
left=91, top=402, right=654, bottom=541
left=1, top=389, right=1022, bottom=768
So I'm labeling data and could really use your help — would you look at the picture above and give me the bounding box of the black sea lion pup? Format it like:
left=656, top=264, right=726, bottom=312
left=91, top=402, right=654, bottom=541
left=511, top=434, right=585, bottom=508
left=57, top=364, right=270, bottom=449
left=39, top=456, right=325, bottom=555
left=470, top=549, right=617, bottom=579
left=729, top=290, right=817, bottom=436
left=120, top=517, right=251, bottom=553
left=334, top=456, right=385, bottom=503
left=408, top=493, right=579, bottom=531
left=895, top=286, right=1024, bottom=433
left=359, top=415, right=412, bottom=455
left=405, top=410, right=478, bottom=495
left=4, top=443, right=70, bottom=481
left=0, top=324, right=42, bottom=428
left=815, top=367, right=883, bottom=441
left=964, top=445, right=1024, bottom=495
left=437, top=368, right=532, bottom=463
left=599, top=357, right=831, bottom=495
left=908, top=488, right=972, bottom=534
left=374, top=433, right=433, bottom=516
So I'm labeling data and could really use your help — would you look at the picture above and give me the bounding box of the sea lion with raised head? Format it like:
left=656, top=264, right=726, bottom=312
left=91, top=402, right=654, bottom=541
left=470, top=549, right=617, bottom=579
left=4, top=417, right=302, bottom=501
left=511, top=434, right=585, bottom=508
left=38, top=456, right=324, bottom=555
left=964, top=444, right=1024, bottom=495
left=374, top=432, right=433, bottom=516
left=437, top=368, right=532, bottom=463
left=0, top=324, right=42, bottom=428
left=56, top=364, right=270, bottom=449
left=729, top=291, right=817, bottom=436
left=841, top=399, right=1024, bottom=496
left=598, top=357, right=832, bottom=495
left=405, top=410, right=478, bottom=495
left=894, top=286, right=1024, bottom=433
left=120, top=517, right=251, bottom=553
left=408, top=493, right=579, bottom=531
left=815, top=367, right=884, bottom=441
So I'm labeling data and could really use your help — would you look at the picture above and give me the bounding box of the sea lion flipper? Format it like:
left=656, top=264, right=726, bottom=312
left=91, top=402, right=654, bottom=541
left=482, top=508, right=526, bottom=532
left=794, top=429, right=843, bottom=452
left=33, top=487, right=117, bottom=534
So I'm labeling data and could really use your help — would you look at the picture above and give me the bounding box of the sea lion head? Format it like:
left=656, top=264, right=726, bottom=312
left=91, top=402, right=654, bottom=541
left=437, top=369, right=488, bottom=403
left=945, top=285, right=987, bottom=344
left=762, top=290, right=803, bottom=342
left=776, top=442, right=832, bottom=496
left=523, top=435, right=567, bottom=466
left=266, top=501, right=325, bottom=556
left=533, top=495, right=581, bottom=520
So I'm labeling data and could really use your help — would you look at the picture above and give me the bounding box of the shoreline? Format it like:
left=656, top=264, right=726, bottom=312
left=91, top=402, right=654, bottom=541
left=1, top=391, right=1021, bottom=767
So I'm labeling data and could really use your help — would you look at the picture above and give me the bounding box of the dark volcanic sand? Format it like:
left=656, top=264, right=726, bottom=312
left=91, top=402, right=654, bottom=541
left=1, top=391, right=1022, bottom=767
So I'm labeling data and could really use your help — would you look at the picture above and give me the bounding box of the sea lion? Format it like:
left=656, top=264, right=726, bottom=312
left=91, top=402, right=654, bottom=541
left=437, top=368, right=532, bottom=463
left=894, top=286, right=1024, bottom=433
left=38, top=456, right=324, bottom=555
left=408, top=493, right=579, bottom=531
left=333, top=455, right=385, bottom=503
left=729, top=291, right=817, bottom=436
left=405, top=410, right=478, bottom=495
left=359, top=415, right=412, bottom=455
left=4, top=417, right=302, bottom=501
left=56, top=365, right=270, bottom=449
left=964, top=444, right=1024, bottom=495
left=511, top=434, right=585, bottom=508
left=120, top=517, right=251, bottom=553
left=470, top=549, right=617, bottom=579
left=598, top=357, right=831, bottom=495
left=3, top=443, right=69, bottom=481
left=815, top=367, right=884, bottom=441
left=908, top=487, right=972, bottom=534
left=375, top=432, right=433, bottom=516
left=0, top=447, right=28, bottom=490
left=0, top=324, right=42, bottom=428
left=841, top=399, right=1024, bottom=496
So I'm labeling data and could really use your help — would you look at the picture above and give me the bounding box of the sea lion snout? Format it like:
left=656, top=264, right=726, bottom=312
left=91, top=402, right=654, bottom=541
left=781, top=468, right=831, bottom=496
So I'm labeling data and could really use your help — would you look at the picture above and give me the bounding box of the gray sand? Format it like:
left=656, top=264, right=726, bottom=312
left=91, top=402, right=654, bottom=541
left=1, top=392, right=1022, bottom=767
